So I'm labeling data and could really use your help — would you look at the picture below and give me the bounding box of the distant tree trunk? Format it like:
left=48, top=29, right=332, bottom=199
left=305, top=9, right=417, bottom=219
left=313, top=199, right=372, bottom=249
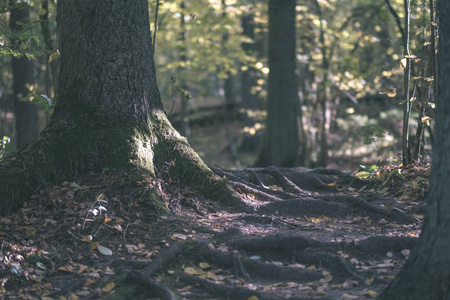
left=10, top=1, right=40, bottom=148
left=39, top=0, right=57, bottom=104
left=240, top=14, right=258, bottom=111
left=313, top=0, right=330, bottom=167
left=221, top=0, right=236, bottom=113
left=402, top=0, right=412, bottom=166
left=254, top=0, right=300, bottom=167
left=239, top=13, right=260, bottom=152
left=0, top=0, right=238, bottom=213
left=179, top=1, right=190, bottom=138
left=378, top=1, right=450, bottom=298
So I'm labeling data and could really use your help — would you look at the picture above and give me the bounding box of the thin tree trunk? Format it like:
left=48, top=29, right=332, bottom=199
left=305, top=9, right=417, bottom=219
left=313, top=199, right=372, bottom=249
left=179, top=1, right=190, bottom=138
left=402, top=0, right=412, bottom=166
left=312, top=0, right=329, bottom=167
left=10, top=1, right=40, bottom=148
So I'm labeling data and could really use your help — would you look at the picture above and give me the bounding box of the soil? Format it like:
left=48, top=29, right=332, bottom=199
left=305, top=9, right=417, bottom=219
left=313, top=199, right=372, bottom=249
left=0, top=160, right=428, bottom=299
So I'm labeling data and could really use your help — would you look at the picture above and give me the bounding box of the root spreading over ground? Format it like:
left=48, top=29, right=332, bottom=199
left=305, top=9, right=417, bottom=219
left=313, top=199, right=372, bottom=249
left=0, top=164, right=427, bottom=299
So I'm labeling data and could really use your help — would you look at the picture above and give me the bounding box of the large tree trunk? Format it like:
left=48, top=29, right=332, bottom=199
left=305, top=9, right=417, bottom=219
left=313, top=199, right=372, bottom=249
left=0, top=0, right=238, bottom=213
left=254, top=0, right=300, bottom=167
left=378, top=1, right=450, bottom=299
left=10, top=1, right=40, bottom=149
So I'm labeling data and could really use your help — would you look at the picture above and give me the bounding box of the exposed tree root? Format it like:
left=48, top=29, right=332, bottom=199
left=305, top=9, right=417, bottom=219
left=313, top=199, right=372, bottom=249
left=0, top=151, right=424, bottom=299
left=212, top=166, right=419, bottom=224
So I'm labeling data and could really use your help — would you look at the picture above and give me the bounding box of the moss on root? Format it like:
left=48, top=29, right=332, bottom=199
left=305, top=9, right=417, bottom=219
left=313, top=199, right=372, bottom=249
left=0, top=108, right=242, bottom=214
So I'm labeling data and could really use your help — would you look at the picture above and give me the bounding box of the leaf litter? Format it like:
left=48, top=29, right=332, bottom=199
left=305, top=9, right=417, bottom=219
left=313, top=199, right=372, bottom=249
left=0, top=164, right=428, bottom=299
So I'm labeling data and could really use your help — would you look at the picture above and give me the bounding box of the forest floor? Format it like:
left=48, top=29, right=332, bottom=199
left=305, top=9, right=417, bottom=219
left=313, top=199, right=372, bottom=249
left=0, top=157, right=428, bottom=299
left=0, top=112, right=430, bottom=299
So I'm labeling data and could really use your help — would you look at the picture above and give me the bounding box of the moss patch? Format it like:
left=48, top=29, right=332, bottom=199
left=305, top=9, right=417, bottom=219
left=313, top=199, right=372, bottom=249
left=0, top=108, right=242, bottom=213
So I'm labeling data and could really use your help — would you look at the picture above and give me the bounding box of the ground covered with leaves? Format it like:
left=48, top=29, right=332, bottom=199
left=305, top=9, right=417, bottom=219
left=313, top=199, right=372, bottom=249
left=0, top=162, right=429, bottom=300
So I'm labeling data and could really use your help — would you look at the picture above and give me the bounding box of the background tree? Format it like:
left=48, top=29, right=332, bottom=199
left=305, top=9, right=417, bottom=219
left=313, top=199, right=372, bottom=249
left=0, top=0, right=237, bottom=213
left=10, top=0, right=40, bottom=148
left=254, top=0, right=300, bottom=167
left=378, top=0, right=450, bottom=298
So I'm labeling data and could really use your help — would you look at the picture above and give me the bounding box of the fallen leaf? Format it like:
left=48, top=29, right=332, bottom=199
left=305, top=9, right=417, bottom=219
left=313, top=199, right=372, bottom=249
left=85, top=278, right=97, bottom=287
left=102, top=282, right=115, bottom=292
left=183, top=266, right=205, bottom=275
left=401, top=249, right=410, bottom=257
left=362, top=290, right=378, bottom=298
left=91, top=242, right=99, bottom=250
left=68, top=294, right=78, bottom=300
left=98, top=246, right=113, bottom=256
left=199, top=262, right=211, bottom=269
left=172, top=233, right=187, bottom=240
left=82, top=235, right=93, bottom=243
left=364, top=277, right=374, bottom=285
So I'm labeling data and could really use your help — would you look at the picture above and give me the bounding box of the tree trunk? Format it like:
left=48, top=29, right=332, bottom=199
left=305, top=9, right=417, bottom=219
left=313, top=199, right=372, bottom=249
left=239, top=14, right=260, bottom=152
left=378, top=1, right=450, bottom=298
left=254, top=0, right=300, bottom=167
left=0, top=0, right=239, bottom=213
left=10, top=1, right=40, bottom=148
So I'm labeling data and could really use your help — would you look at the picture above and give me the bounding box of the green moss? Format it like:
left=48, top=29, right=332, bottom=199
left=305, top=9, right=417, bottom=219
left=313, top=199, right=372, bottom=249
left=0, top=108, right=242, bottom=214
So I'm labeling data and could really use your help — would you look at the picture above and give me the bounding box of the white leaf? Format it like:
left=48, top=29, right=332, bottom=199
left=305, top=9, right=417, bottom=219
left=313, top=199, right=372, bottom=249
left=98, top=246, right=113, bottom=256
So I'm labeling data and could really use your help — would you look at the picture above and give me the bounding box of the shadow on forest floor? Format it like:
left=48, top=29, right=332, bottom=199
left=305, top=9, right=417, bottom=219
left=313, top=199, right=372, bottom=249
left=0, top=161, right=429, bottom=299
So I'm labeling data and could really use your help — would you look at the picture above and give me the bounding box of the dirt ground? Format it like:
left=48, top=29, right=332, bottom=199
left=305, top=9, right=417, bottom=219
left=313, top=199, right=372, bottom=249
left=0, top=153, right=428, bottom=299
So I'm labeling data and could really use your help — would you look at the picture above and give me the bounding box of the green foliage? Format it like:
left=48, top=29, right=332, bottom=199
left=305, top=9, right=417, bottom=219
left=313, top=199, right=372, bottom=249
left=29, top=93, right=54, bottom=114
left=0, top=136, right=10, bottom=160
left=357, top=124, right=386, bottom=145
left=355, top=164, right=379, bottom=180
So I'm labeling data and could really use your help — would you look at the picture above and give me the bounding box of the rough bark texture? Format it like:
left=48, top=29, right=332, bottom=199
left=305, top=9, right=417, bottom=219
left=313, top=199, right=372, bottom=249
left=10, top=1, right=40, bottom=148
left=254, top=0, right=300, bottom=167
left=378, top=2, right=450, bottom=299
left=0, top=0, right=239, bottom=213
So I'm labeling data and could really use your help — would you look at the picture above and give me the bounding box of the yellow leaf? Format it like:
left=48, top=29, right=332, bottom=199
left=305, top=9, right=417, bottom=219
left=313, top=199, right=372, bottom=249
left=183, top=266, right=205, bottom=275
left=102, top=282, right=115, bottom=292
left=77, top=265, right=88, bottom=274
left=48, top=50, right=60, bottom=63
left=199, top=262, right=211, bottom=269
left=247, top=296, right=259, bottom=300
left=84, top=278, right=97, bottom=286
left=365, top=277, right=374, bottom=285
left=82, top=235, right=92, bottom=242
left=104, top=217, right=112, bottom=223
left=68, top=294, right=78, bottom=300
left=400, top=58, right=407, bottom=69
left=362, top=290, right=378, bottom=298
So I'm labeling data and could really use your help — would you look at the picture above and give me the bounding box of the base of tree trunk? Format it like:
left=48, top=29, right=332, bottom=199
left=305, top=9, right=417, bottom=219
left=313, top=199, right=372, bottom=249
left=0, top=109, right=241, bottom=213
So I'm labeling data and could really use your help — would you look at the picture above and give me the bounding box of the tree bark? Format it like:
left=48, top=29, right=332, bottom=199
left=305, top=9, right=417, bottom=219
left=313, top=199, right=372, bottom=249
left=378, top=1, right=450, bottom=298
left=0, top=0, right=239, bottom=213
left=254, top=0, right=300, bottom=167
left=10, top=1, right=40, bottom=148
